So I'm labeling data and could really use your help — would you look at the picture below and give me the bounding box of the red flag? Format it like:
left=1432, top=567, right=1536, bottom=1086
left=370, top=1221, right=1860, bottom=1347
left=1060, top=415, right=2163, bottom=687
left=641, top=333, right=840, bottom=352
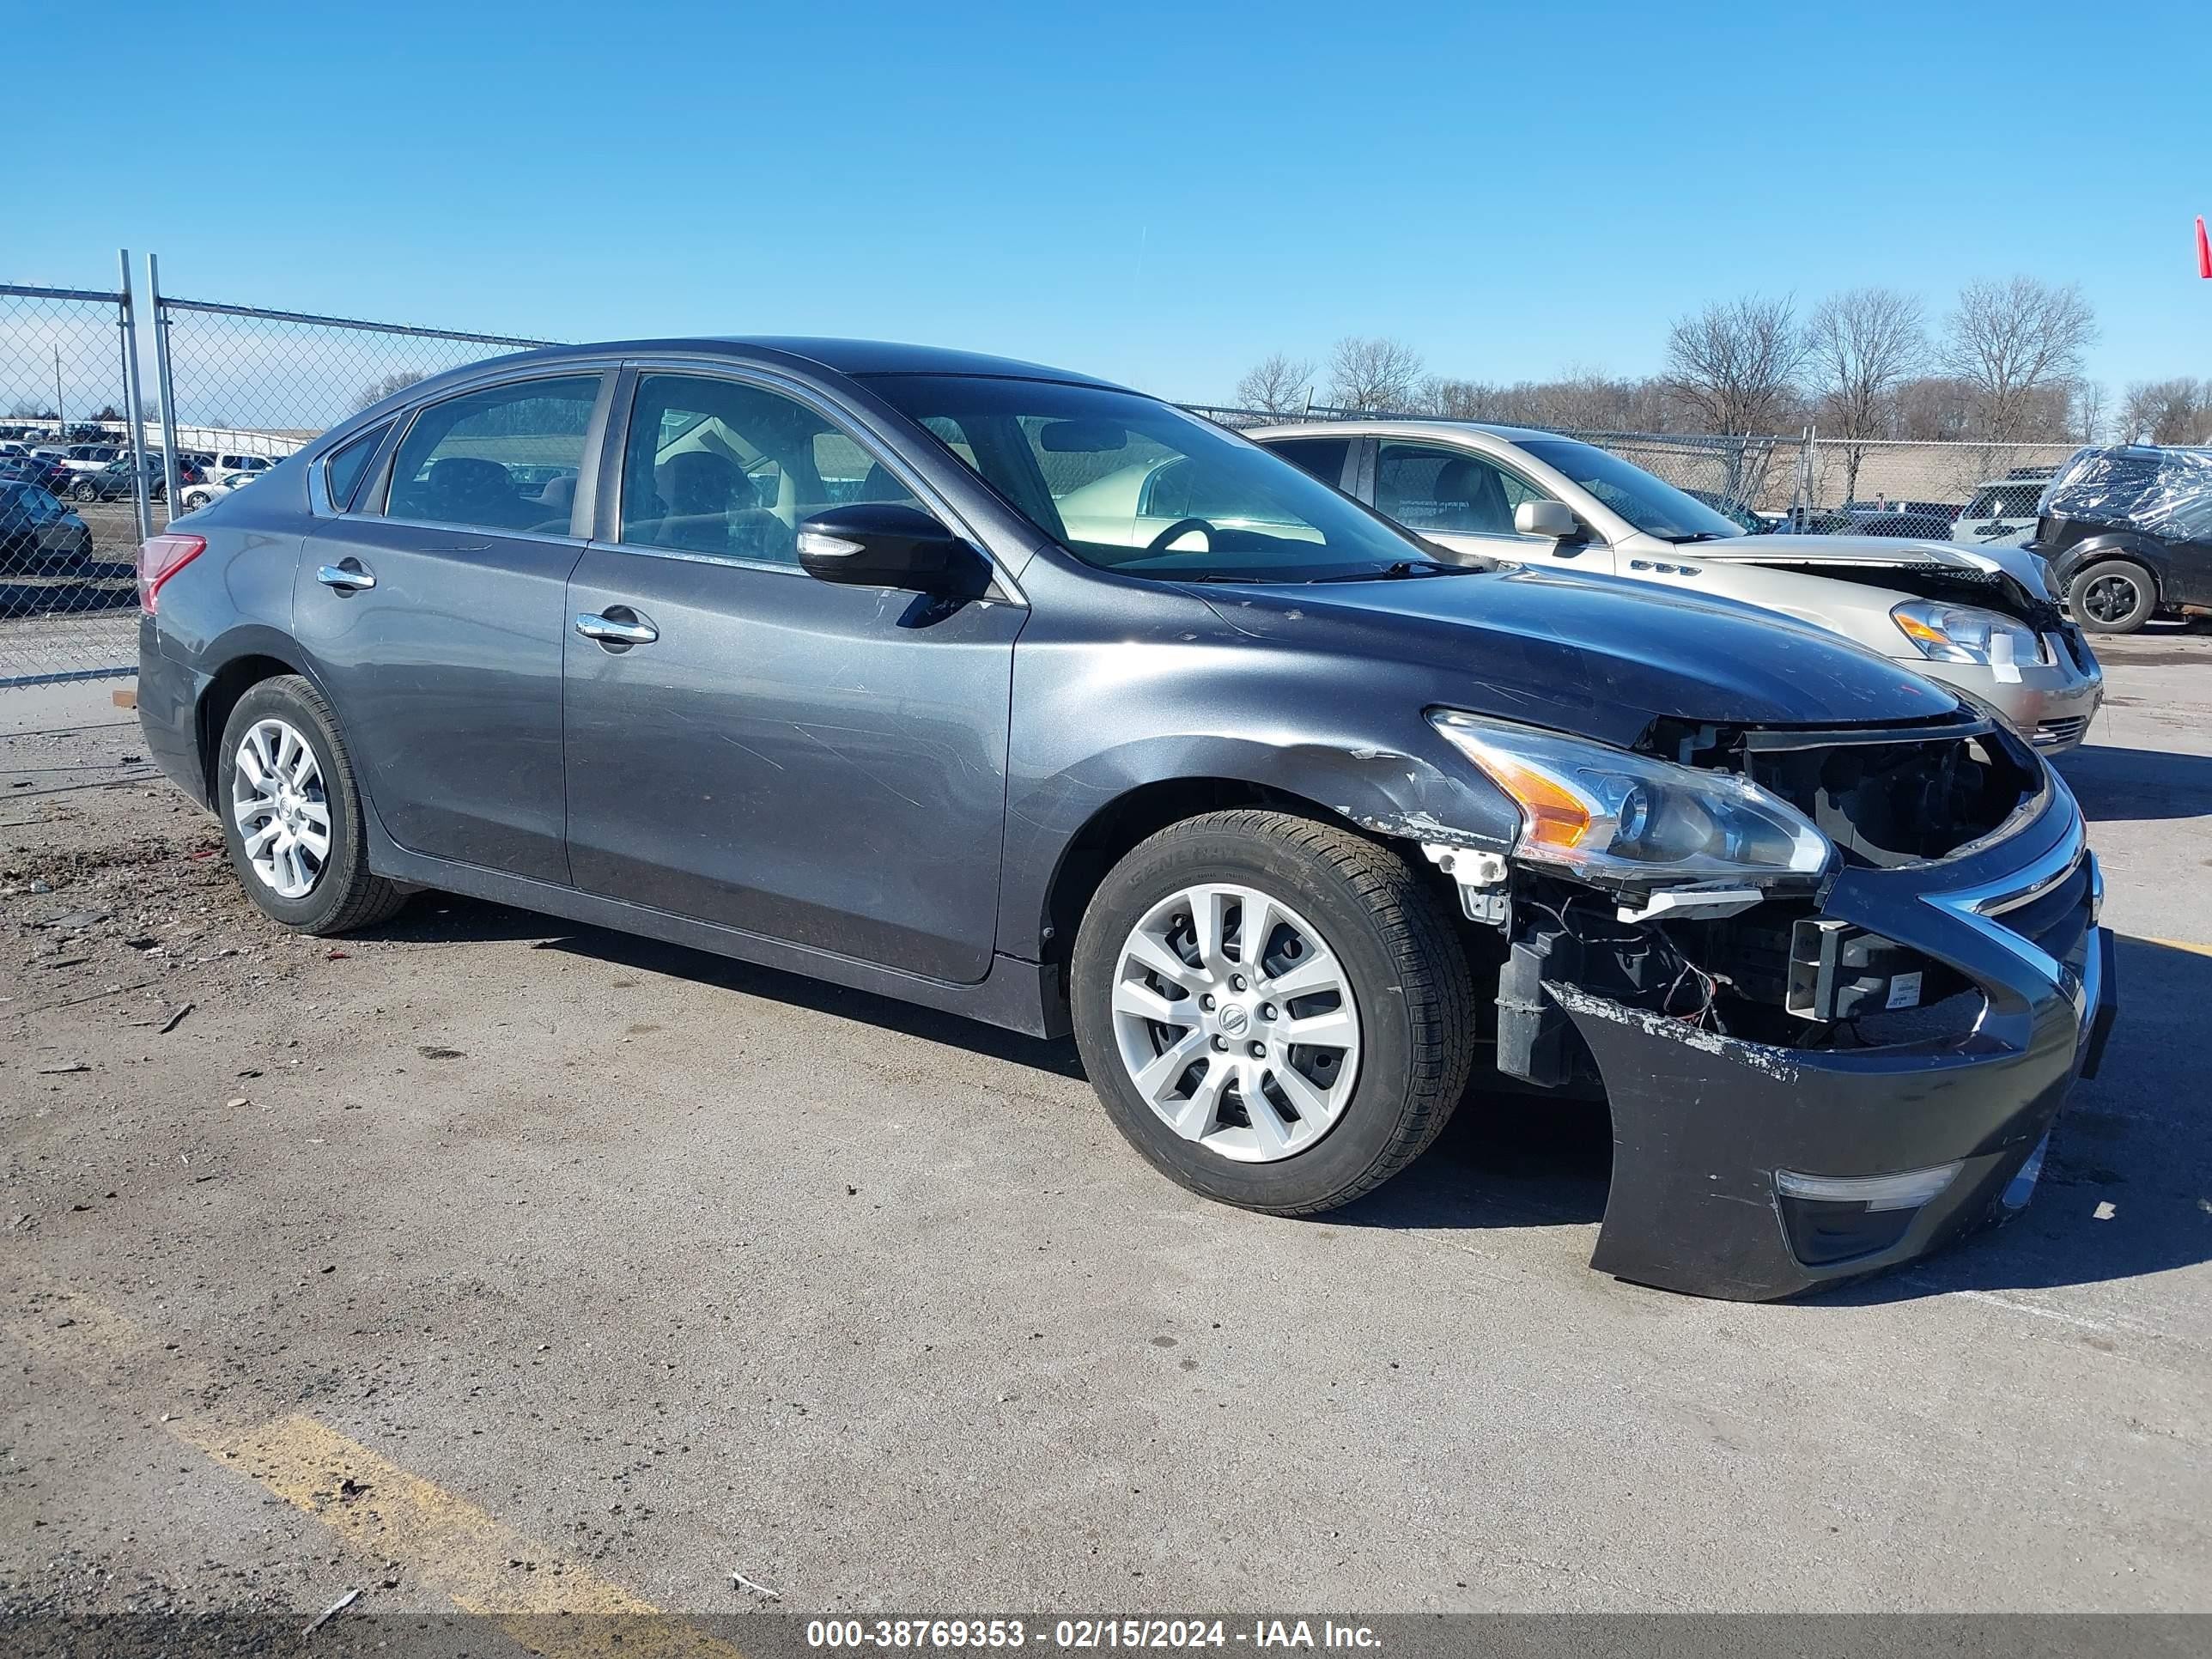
left=2199, top=216, right=2211, bottom=278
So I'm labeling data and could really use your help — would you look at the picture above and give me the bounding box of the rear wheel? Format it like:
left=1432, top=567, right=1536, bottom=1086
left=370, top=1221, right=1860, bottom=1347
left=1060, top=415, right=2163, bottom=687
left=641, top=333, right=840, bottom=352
left=2069, top=559, right=2156, bottom=633
left=70, top=480, right=97, bottom=501
left=1071, top=810, right=1476, bottom=1214
left=217, top=676, right=406, bottom=935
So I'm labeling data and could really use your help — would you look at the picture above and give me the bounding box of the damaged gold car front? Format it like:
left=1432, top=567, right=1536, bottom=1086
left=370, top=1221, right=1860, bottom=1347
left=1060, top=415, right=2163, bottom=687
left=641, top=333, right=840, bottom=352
left=1416, top=703, right=2118, bottom=1301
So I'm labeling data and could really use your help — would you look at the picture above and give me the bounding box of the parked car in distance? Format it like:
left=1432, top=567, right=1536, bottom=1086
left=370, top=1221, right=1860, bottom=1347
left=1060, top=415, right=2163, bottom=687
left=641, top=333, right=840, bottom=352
left=137, top=337, right=2116, bottom=1303
left=48, top=442, right=125, bottom=475
left=2033, top=444, right=2212, bottom=632
left=0, top=454, right=73, bottom=496
left=1252, top=419, right=2105, bottom=754
left=68, top=456, right=166, bottom=502
left=1956, top=478, right=2048, bottom=549
left=178, top=469, right=256, bottom=511
left=0, top=479, right=94, bottom=572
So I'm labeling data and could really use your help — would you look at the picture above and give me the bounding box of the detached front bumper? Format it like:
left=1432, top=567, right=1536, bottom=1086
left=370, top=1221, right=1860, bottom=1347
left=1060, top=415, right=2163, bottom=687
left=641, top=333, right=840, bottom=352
left=1912, top=629, right=2104, bottom=753
left=1555, top=783, right=2117, bottom=1302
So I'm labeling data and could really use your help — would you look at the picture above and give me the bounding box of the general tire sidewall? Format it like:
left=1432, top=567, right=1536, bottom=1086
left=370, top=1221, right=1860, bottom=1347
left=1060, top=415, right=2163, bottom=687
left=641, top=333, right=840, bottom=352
left=217, top=680, right=371, bottom=933
left=1071, top=823, right=1424, bottom=1211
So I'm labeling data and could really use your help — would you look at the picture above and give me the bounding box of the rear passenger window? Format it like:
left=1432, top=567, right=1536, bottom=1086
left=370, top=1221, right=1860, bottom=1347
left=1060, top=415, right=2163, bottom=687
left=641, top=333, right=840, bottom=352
left=323, top=423, right=389, bottom=512
left=379, top=375, right=600, bottom=534
left=618, top=374, right=922, bottom=568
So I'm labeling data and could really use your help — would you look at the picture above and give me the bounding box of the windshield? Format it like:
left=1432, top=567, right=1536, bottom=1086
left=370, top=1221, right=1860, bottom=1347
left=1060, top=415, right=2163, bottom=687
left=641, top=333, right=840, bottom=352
left=863, top=376, right=1432, bottom=581
left=1518, top=439, right=1746, bottom=542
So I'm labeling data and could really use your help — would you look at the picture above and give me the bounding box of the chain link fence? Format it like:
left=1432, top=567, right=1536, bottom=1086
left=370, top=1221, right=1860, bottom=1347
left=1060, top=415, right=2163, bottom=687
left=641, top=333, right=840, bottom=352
left=1, top=258, right=558, bottom=687
left=2, top=259, right=2107, bottom=689
left=0, top=280, right=149, bottom=684
left=149, top=292, right=555, bottom=504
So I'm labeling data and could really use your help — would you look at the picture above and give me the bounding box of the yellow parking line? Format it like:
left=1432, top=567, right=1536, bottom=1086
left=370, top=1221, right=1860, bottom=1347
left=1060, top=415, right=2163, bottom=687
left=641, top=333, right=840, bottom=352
left=2143, top=936, right=2212, bottom=959
left=3, top=1272, right=743, bottom=1658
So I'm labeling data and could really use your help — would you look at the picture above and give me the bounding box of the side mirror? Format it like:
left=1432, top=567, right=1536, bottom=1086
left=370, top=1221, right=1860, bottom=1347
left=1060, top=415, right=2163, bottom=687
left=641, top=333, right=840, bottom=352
left=796, top=502, right=965, bottom=589
left=1515, top=500, right=1578, bottom=540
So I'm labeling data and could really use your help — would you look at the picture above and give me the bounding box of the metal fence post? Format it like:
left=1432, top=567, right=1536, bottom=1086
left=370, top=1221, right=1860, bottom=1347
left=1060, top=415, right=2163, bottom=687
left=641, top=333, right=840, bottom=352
left=147, top=252, right=182, bottom=514
left=117, top=248, right=153, bottom=542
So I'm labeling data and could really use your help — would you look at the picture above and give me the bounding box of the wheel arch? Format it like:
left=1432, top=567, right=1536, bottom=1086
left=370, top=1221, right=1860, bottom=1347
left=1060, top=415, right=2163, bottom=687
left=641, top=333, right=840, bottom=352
left=2054, top=534, right=2167, bottom=601
left=193, top=643, right=344, bottom=809
left=1029, top=762, right=1506, bottom=987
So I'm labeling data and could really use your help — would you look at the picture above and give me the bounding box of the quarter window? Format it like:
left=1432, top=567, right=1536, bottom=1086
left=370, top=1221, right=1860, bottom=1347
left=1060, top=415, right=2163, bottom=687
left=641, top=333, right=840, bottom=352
left=618, top=374, right=923, bottom=567
left=323, top=422, right=389, bottom=512
left=379, top=375, right=600, bottom=534
left=1376, top=442, right=1541, bottom=538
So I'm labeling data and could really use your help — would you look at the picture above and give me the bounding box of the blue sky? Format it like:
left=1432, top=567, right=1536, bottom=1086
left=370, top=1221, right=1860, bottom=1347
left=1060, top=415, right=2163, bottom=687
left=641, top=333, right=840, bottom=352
left=6, top=0, right=2208, bottom=405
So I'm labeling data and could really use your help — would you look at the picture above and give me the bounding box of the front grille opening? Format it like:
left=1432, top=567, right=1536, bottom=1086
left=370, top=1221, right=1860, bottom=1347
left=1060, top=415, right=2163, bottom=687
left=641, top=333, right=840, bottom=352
left=1744, top=731, right=2038, bottom=867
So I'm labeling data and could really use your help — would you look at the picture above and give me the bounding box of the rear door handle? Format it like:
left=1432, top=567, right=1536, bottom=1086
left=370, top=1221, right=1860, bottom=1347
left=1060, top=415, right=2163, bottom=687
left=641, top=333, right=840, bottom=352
left=574, top=611, right=659, bottom=646
left=316, top=560, right=375, bottom=591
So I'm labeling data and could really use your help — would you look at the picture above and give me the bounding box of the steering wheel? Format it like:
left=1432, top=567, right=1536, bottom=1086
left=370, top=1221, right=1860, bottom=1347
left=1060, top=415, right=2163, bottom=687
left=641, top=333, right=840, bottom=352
left=1144, top=516, right=1215, bottom=556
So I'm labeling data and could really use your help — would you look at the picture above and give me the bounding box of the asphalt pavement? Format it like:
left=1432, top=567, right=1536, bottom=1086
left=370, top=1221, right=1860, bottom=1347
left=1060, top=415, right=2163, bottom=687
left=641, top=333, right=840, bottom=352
left=3, top=630, right=2208, bottom=1624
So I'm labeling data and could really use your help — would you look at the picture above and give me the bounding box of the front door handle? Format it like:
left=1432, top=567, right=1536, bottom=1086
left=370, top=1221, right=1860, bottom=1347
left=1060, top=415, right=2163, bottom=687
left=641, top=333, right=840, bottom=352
left=574, top=611, right=659, bottom=647
left=316, top=560, right=375, bottom=591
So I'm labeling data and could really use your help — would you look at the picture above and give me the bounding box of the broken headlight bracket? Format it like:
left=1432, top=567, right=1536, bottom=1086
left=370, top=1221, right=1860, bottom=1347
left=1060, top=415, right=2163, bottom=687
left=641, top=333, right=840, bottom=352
left=1421, top=842, right=1510, bottom=927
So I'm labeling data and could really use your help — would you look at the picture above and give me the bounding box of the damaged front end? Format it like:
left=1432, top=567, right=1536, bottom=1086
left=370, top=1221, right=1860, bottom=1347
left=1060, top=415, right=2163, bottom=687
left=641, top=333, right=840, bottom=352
left=1422, top=705, right=2118, bottom=1301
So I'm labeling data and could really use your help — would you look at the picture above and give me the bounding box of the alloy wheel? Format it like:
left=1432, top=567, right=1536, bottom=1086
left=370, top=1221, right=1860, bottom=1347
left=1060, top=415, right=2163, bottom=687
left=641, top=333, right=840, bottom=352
left=230, top=718, right=332, bottom=899
left=1109, top=882, right=1362, bottom=1163
left=2081, top=572, right=2141, bottom=625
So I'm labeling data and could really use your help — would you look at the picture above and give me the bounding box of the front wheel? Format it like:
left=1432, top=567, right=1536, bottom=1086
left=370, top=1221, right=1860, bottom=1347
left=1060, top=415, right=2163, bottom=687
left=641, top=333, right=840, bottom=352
left=217, top=675, right=407, bottom=935
left=70, top=481, right=97, bottom=501
left=2069, top=559, right=2156, bottom=633
left=1071, top=810, right=1476, bottom=1215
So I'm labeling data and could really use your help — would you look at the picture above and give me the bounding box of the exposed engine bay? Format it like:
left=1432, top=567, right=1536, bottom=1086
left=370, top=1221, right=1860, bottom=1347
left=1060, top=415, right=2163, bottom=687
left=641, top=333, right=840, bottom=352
left=1427, top=708, right=2052, bottom=1090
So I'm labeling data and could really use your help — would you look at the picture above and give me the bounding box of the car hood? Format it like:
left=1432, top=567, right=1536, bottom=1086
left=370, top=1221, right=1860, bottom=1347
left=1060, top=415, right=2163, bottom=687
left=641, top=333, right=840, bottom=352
left=1194, top=564, right=1961, bottom=747
left=1695, top=533, right=2051, bottom=592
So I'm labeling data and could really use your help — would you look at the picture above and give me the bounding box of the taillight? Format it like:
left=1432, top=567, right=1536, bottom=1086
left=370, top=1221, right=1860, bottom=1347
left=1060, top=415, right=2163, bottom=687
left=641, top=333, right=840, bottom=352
left=137, top=532, right=205, bottom=614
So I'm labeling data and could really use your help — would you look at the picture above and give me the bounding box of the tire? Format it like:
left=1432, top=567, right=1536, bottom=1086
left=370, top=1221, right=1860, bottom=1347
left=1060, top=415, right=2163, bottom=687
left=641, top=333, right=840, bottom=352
left=70, top=480, right=96, bottom=502
left=183, top=489, right=210, bottom=511
left=2069, top=559, right=2156, bottom=633
left=216, top=675, right=406, bottom=936
left=1070, top=809, right=1476, bottom=1215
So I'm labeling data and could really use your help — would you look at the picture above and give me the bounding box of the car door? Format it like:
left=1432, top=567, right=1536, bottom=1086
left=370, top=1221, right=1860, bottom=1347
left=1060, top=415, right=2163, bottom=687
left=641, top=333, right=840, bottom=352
left=561, top=367, right=1022, bottom=985
left=294, top=370, right=609, bottom=884
left=1368, top=439, right=1613, bottom=572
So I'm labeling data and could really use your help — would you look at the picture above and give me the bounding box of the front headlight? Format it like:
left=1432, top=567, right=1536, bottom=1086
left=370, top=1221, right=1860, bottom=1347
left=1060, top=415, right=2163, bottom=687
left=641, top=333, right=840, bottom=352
left=1892, top=600, right=2044, bottom=668
left=1428, top=712, right=1832, bottom=884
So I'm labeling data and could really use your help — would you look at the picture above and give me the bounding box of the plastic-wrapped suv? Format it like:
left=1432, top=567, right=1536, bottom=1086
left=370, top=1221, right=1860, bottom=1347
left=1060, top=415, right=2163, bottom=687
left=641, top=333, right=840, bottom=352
left=2033, top=445, right=2212, bottom=633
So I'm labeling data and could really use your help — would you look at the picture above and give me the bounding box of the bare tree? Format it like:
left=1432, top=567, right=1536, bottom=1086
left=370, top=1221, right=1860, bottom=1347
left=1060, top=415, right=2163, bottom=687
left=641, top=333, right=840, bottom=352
left=354, top=369, right=428, bottom=412
left=2071, top=380, right=2108, bottom=445
left=1805, top=287, right=1924, bottom=501
left=1327, top=337, right=1424, bottom=413
left=1941, top=277, right=2098, bottom=441
left=1413, top=376, right=1501, bottom=420
left=1662, top=295, right=1808, bottom=437
left=2119, top=377, right=2212, bottom=445
left=1232, top=353, right=1314, bottom=416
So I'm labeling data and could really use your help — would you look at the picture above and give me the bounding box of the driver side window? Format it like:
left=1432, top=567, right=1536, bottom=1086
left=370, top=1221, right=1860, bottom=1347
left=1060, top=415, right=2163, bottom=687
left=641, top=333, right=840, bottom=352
left=1375, top=442, right=1545, bottom=539
left=617, top=374, right=922, bottom=569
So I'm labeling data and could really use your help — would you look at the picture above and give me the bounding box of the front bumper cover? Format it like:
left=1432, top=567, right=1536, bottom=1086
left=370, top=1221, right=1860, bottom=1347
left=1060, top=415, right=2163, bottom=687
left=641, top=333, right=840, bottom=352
left=1913, top=635, right=2104, bottom=753
left=1553, top=781, right=2116, bottom=1301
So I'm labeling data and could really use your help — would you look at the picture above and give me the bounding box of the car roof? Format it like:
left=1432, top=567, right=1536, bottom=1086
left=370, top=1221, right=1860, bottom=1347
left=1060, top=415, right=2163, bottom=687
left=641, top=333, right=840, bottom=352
left=444, top=337, right=1121, bottom=388
left=1244, top=416, right=1570, bottom=444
